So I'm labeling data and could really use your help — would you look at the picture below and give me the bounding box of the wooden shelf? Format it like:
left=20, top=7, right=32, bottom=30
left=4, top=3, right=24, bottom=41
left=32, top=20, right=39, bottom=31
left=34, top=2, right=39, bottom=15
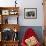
left=0, top=7, right=19, bottom=8
left=0, top=7, right=19, bottom=15
left=0, top=40, right=19, bottom=46
left=0, top=7, right=20, bottom=46
left=0, top=24, right=20, bottom=32
left=2, top=40, right=19, bottom=42
left=0, top=7, right=19, bottom=24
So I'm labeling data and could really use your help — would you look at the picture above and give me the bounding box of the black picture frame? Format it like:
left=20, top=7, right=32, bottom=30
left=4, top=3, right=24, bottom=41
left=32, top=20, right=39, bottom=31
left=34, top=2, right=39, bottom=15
left=24, top=8, right=37, bottom=19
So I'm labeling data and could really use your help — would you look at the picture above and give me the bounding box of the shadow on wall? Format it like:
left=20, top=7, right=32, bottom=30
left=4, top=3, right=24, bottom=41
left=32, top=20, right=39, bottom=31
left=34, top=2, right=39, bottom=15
left=18, top=26, right=43, bottom=44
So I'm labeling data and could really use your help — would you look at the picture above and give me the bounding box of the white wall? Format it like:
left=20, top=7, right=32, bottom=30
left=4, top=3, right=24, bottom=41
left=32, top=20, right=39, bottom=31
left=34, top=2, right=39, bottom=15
left=0, top=0, right=44, bottom=26
left=19, top=0, right=44, bottom=26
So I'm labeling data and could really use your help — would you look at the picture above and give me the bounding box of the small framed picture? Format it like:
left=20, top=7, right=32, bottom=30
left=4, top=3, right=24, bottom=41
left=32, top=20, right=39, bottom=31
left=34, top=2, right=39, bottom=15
left=2, top=10, right=9, bottom=15
left=24, top=8, right=37, bottom=19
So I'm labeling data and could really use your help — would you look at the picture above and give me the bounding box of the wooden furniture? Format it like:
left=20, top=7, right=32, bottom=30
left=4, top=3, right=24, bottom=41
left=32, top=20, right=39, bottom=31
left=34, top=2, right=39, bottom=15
left=44, top=29, right=46, bottom=46
left=0, top=7, right=20, bottom=46
left=0, top=24, right=19, bottom=32
left=43, top=0, right=46, bottom=26
left=0, top=41, right=2, bottom=46
left=43, top=0, right=46, bottom=46
left=0, top=7, right=19, bottom=24
left=2, top=41, right=19, bottom=46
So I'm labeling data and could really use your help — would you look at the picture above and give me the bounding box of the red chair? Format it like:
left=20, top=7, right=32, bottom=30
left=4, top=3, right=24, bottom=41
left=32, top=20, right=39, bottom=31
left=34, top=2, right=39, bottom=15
left=21, top=28, right=41, bottom=46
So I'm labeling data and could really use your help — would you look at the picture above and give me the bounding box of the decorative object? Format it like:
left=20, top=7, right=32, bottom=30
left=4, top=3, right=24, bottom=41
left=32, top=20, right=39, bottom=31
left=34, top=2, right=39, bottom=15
left=21, top=28, right=41, bottom=46
left=2, top=10, right=9, bottom=15
left=13, top=28, right=18, bottom=40
left=14, top=28, right=17, bottom=32
left=24, top=8, right=37, bottom=19
left=5, top=18, right=8, bottom=24
left=13, top=32, right=18, bottom=41
left=2, top=28, right=13, bottom=41
left=25, top=36, right=38, bottom=46
left=9, top=10, right=18, bottom=15
left=15, top=0, right=17, bottom=7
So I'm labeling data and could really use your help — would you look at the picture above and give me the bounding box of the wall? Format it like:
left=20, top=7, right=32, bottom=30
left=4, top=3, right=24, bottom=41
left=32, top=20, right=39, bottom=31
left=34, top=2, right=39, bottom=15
left=0, top=0, right=44, bottom=26
left=19, top=0, right=44, bottom=26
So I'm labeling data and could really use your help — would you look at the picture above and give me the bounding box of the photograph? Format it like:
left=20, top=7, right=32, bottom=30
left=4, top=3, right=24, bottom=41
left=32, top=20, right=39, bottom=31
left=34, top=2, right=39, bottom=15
left=24, top=8, right=37, bottom=19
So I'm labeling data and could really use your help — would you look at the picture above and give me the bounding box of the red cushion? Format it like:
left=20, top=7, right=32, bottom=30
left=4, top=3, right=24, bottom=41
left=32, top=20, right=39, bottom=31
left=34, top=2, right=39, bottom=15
left=21, top=28, right=41, bottom=46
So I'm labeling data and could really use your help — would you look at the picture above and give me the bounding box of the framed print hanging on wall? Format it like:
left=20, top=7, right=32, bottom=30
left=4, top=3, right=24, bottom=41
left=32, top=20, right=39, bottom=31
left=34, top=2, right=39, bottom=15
left=24, top=8, right=37, bottom=19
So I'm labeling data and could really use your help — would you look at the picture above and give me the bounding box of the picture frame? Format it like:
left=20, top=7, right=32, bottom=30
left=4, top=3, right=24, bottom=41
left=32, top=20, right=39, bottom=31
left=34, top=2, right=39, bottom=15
left=2, top=10, right=9, bottom=15
left=24, top=8, right=37, bottom=19
left=9, top=10, right=18, bottom=15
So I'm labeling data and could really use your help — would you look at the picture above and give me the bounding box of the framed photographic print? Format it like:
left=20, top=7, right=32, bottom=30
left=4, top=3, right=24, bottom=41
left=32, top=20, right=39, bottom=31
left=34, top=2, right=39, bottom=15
left=24, top=8, right=37, bottom=19
left=2, top=10, right=9, bottom=15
